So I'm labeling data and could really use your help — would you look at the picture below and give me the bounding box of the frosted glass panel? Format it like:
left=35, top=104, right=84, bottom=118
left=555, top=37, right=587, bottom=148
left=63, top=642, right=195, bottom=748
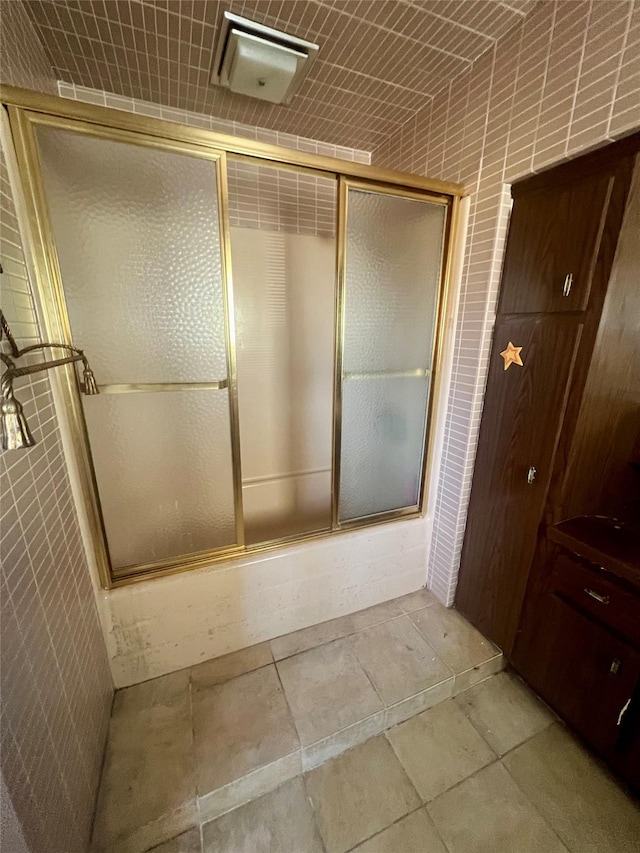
left=229, top=162, right=336, bottom=544
left=342, top=191, right=446, bottom=373
left=340, top=376, right=429, bottom=519
left=83, top=390, right=236, bottom=568
left=35, top=126, right=227, bottom=384
left=339, top=188, right=446, bottom=521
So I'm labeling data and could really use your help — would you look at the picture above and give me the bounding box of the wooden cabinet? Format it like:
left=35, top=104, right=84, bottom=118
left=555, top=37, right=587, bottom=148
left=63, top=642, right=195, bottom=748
left=513, top=542, right=640, bottom=788
left=498, top=170, right=614, bottom=314
left=456, top=133, right=640, bottom=791
left=519, top=583, right=639, bottom=765
left=456, top=135, right=638, bottom=656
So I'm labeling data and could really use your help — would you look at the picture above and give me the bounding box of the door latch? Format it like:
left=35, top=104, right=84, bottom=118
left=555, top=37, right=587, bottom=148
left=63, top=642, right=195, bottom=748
left=527, top=466, right=537, bottom=485
left=562, top=273, right=573, bottom=297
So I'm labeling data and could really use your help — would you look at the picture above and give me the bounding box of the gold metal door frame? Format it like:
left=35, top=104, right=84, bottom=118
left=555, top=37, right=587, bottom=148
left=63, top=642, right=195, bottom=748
left=332, top=177, right=454, bottom=530
left=0, top=85, right=464, bottom=198
left=2, top=86, right=464, bottom=588
left=8, top=106, right=246, bottom=585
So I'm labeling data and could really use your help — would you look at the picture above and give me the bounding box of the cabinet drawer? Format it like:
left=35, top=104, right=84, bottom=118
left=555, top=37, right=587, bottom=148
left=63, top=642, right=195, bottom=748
left=550, top=553, right=640, bottom=647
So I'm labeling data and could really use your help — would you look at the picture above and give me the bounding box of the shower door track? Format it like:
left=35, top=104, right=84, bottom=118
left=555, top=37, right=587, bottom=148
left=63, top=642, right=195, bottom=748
left=1, top=84, right=465, bottom=588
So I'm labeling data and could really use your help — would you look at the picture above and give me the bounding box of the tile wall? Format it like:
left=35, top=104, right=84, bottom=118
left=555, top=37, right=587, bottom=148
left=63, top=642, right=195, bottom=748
left=374, top=0, right=640, bottom=604
left=21, top=0, right=537, bottom=151
left=0, top=3, right=114, bottom=851
left=228, top=159, right=337, bottom=238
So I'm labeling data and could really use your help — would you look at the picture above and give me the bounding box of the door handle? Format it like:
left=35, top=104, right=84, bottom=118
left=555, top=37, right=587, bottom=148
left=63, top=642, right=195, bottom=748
left=617, top=697, right=631, bottom=726
left=527, top=466, right=537, bottom=485
left=584, top=588, right=609, bottom=605
left=562, top=273, right=573, bottom=296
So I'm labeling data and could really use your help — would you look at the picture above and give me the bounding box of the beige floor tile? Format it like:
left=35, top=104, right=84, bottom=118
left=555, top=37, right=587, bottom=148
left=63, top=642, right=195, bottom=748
left=339, top=600, right=404, bottom=633
left=349, top=616, right=452, bottom=704
left=190, top=642, right=272, bottom=689
left=351, top=808, right=447, bottom=853
left=270, top=601, right=402, bottom=661
left=453, top=652, right=505, bottom=694
left=197, top=751, right=302, bottom=824
left=305, top=736, right=420, bottom=853
left=92, top=671, right=196, bottom=851
left=301, top=709, right=386, bottom=771
left=192, top=664, right=299, bottom=794
left=503, top=723, right=640, bottom=853
left=270, top=619, right=348, bottom=662
left=277, top=638, right=383, bottom=745
left=384, top=676, right=454, bottom=728
left=410, top=604, right=499, bottom=673
left=387, top=699, right=495, bottom=801
left=396, top=588, right=437, bottom=613
left=456, top=670, right=554, bottom=755
left=147, top=827, right=202, bottom=853
left=201, top=778, right=324, bottom=853
left=428, top=762, right=567, bottom=853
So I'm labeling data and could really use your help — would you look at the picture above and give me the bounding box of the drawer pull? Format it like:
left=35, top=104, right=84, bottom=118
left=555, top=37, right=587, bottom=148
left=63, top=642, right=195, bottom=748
left=584, top=588, right=609, bottom=604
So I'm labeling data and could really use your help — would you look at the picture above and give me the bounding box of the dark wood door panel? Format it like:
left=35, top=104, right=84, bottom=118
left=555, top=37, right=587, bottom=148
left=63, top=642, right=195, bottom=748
left=455, top=314, right=583, bottom=652
left=499, top=172, right=613, bottom=314
left=514, top=592, right=640, bottom=765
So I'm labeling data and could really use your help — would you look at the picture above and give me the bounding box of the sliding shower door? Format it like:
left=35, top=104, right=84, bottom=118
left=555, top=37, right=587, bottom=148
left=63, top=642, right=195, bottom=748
left=227, top=158, right=336, bottom=543
left=6, top=92, right=458, bottom=585
left=336, top=181, right=448, bottom=524
left=31, top=120, right=242, bottom=573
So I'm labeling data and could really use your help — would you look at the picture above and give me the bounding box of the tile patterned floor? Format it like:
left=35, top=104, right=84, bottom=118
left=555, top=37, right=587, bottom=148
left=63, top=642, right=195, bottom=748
left=91, top=593, right=640, bottom=852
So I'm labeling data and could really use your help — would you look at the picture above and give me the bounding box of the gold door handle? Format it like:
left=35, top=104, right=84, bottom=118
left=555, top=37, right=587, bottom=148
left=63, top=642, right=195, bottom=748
left=527, top=466, right=537, bottom=485
left=96, top=380, right=229, bottom=393
left=562, top=273, right=573, bottom=296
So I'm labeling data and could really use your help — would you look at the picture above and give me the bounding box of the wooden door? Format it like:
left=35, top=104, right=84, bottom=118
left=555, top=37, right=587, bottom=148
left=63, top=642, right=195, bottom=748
left=455, top=313, right=582, bottom=652
left=499, top=171, right=613, bottom=314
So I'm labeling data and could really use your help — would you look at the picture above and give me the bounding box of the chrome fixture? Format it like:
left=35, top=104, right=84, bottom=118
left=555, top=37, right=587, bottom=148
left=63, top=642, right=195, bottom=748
left=0, top=309, right=99, bottom=450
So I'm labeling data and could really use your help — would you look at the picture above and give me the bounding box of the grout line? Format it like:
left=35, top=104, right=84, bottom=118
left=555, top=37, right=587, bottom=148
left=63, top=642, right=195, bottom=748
left=300, top=769, right=329, bottom=853
left=500, top=754, right=570, bottom=851
left=342, top=802, right=428, bottom=853
left=272, top=656, right=304, bottom=754
left=185, top=671, right=205, bottom=850
left=314, top=0, right=476, bottom=64
left=605, top=0, right=635, bottom=140
left=405, top=0, right=513, bottom=42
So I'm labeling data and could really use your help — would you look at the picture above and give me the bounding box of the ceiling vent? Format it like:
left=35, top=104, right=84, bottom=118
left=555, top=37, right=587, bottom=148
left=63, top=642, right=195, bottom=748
left=211, top=12, right=319, bottom=105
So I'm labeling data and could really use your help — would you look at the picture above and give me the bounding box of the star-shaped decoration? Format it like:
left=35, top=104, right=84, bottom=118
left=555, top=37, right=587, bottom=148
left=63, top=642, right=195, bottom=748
left=500, top=341, right=523, bottom=371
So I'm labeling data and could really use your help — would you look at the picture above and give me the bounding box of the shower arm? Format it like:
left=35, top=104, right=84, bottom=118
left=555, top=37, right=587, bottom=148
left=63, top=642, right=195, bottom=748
left=1, top=308, right=99, bottom=450
left=1, top=308, right=96, bottom=391
left=2, top=307, right=86, bottom=362
left=1, top=351, right=95, bottom=388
